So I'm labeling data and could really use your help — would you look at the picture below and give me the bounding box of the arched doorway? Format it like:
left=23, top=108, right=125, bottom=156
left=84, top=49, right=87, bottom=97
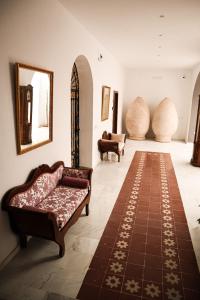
left=70, top=55, right=93, bottom=167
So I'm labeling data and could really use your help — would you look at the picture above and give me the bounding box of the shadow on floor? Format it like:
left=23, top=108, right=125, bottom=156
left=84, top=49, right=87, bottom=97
left=47, top=292, right=76, bottom=300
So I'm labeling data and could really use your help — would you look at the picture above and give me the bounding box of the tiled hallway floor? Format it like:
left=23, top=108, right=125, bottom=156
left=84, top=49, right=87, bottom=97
left=0, top=140, right=200, bottom=300
left=78, top=151, right=200, bottom=299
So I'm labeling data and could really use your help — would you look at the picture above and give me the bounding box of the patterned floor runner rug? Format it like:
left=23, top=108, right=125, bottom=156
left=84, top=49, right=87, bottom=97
left=77, top=151, right=200, bottom=300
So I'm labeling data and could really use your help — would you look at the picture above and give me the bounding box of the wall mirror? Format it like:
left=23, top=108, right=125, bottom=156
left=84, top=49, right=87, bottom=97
left=15, top=63, right=53, bottom=154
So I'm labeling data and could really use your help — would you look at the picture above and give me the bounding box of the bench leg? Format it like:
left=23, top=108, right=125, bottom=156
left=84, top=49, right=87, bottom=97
left=19, top=233, right=27, bottom=248
left=118, top=154, right=120, bottom=162
left=57, top=239, right=65, bottom=258
left=86, top=204, right=89, bottom=216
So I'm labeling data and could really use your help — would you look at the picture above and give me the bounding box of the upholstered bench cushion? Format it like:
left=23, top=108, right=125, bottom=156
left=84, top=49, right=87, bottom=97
left=36, top=186, right=88, bottom=230
left=111, top=133, right=125, bottom=143
left=100, top=139, right=116, bottom=143
left=61, top=176, right=89, bottom=189
left=10, top=165, right=64, bottom=208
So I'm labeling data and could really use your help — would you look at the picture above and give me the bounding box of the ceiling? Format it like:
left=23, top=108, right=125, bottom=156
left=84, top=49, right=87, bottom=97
left=60, top=0, right=200, bottom=69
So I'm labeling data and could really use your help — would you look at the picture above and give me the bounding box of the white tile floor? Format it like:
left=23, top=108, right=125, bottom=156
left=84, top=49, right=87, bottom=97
left=0, top=140, right=200, bottom=300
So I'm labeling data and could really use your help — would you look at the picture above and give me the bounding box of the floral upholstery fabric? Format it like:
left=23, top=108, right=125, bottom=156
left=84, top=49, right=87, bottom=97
left=10, top=165, right=64, bottom=208
left=36, top=186, right=88, bottom=230
left=62, top=168, right=89, bottom=179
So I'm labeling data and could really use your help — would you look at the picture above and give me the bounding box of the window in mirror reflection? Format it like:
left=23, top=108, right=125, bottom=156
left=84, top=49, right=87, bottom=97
left=31, top=72, right=50, bottom=144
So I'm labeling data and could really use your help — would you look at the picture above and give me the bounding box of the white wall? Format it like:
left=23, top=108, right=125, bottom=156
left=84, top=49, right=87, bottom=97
left=0, top=0, right=124, bottom=265
left=123, top=69, right=192, bottom=140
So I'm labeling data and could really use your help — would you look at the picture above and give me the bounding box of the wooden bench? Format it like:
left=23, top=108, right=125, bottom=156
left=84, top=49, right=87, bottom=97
left=2, top=161, right=92, bottom=257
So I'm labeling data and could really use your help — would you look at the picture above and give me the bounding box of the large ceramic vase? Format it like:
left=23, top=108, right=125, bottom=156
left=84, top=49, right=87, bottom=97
left=152, top=97, right=178, bottom=142
left=125, top=97, right=150, bottom=140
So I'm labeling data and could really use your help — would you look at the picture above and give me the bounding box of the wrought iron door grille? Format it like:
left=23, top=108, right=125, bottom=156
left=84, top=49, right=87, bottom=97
left=71, top=64, right=80, bottom=168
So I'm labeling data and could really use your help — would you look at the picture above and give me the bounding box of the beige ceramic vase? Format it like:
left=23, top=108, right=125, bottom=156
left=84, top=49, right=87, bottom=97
left=125, top=97, right=150, bottom=140
left=152, top=97, right=178, bottom=142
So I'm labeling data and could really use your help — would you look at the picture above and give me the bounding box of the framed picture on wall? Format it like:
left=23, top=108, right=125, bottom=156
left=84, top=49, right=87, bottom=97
left=101, top=85, right=111, bottom=121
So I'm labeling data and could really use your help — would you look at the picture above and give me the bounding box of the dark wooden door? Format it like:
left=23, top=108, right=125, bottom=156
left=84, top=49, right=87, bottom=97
left=112, top=91, right=118, bottom=133
left=71, top=64, right=80, bottom=168
left=191, top=95, right=200, bottom=166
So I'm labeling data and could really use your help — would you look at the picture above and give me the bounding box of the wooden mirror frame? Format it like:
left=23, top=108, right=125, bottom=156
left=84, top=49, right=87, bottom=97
left=15, top=63, right=53, bottom=154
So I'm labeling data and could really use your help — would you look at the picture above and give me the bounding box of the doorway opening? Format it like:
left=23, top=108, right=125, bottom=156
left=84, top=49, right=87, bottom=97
left=188, top=73, right=200, bottom=142
left=191, top=95, right=200, bottom=166
left=70, top=56, right=93, bottom=167
left=112, top=91, right=118, bottom=133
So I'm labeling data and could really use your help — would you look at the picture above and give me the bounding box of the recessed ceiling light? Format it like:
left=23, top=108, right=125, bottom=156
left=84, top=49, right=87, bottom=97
left=157, top=54, right=161, bottom=57
left=158, top=34, right=163, bottom=37
left=158, top=46, right=162, bottom=48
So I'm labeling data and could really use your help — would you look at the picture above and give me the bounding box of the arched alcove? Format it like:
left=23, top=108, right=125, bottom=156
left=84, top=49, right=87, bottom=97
left=70, top=55, right=93, bottom=167
left=188, top=73, right=200, bottom=142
